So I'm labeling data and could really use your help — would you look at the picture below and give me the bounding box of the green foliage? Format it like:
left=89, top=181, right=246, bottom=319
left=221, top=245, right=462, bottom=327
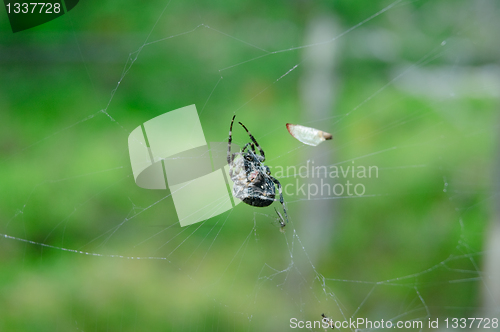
left=0, top=0, right=498, bottom=330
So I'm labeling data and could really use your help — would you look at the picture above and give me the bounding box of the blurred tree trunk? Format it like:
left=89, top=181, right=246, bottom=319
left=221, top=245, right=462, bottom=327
left=482, top=130, right=500, bottom=319
left=298, top=14, right=340, bottom=273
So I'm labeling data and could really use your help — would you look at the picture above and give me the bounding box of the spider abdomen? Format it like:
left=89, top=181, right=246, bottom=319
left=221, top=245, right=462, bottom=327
left=232, top=176, right=276, bottom=207
left=243, top=196, right=275, bottom=207
left=241, top=180, right=276, bottom=207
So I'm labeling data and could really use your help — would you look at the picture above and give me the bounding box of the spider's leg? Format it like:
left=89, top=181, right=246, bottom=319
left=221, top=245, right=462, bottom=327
left=244, top=144, right=261, bottom=163
left=238, top=122, right=265, bottom=161
left=247, top=143, right=260, bottom=160
left=227, top=115, right=236, bottom=164
left=241, top=142, right=253, bottom=153
left=270, top=177, right=289, bottom=223
left=274, top=207, right=286, bottom=227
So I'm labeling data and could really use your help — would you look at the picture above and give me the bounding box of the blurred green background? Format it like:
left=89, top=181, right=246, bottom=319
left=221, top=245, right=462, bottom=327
left=1, top=0, right=499, bottom=331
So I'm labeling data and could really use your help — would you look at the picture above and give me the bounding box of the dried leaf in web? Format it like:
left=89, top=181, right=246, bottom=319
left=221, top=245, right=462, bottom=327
left=286, top=123, right=332, bottom=146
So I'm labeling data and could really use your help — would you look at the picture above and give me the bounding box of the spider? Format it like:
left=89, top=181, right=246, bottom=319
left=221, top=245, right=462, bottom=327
left=227, top=115, right=289, bottom=225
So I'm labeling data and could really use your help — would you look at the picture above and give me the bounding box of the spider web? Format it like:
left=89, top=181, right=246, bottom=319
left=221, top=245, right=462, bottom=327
left=1, top=0, right=500, bottom=331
